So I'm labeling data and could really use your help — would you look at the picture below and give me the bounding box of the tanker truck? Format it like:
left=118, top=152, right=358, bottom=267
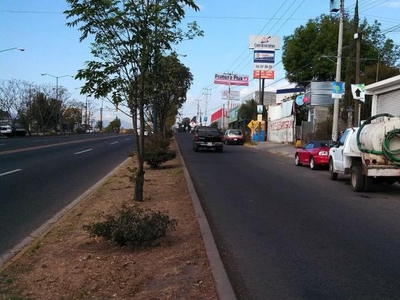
left=329, top=113, right=400, bottom=192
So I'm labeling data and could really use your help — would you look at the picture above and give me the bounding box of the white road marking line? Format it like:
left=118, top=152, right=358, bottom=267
left=0, top=169, right=22, bottom=177
left=110, top=141, right=119, bottom=145
left=74, top=149, right=93, bottom=155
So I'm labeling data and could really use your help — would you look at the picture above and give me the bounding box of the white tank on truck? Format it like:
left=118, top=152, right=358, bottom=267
left=329, top=113, right=400, bottom=192
left=357, top=115, right=400, bottom=164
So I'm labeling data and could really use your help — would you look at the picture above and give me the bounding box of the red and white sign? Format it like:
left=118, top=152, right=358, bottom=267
left=211, top=108, right=223, bottom=123
left=253, top=70, right=274, bottom=79
left=214, top=73, right=249, bottom=86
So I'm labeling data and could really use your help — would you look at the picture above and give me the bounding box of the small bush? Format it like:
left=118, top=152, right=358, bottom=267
left=144, top=135, right=176, bottom=169
left=83, top=205, right=177, bottom=247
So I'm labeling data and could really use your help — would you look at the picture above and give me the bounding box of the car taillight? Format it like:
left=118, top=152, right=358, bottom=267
left=319, top=151, right=328, bottom=156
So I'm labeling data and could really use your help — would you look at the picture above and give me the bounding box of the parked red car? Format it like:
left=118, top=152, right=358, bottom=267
left=294, top=140, right=330, bottom=170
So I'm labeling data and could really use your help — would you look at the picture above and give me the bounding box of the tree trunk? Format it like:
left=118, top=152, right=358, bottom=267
left=134, top=168, right=145, bottom=201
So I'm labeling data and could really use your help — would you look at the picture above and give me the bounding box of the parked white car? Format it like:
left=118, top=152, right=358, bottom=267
left=0, top=125, right=13, bottom=136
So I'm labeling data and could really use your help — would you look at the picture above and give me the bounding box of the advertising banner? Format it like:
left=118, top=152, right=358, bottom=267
left=214, top=73, right=249, bottom=86
left=221, top=90, right=240, bottom=101
left=249, top=35, right=280, bottom=50
left=253, top=70, right=274, bottom=79
left=254, top=63, right=274, bottom=71
left=254, top=50, right=275, bottom=63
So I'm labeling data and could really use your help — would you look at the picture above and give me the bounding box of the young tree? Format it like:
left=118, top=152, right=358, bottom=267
left=65, top=0, right=202, bottom=201
left=152, top=53, right=193, bottom=136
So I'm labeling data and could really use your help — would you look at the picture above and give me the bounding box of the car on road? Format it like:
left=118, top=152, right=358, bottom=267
left=224, top=129, right=245, bottom=145
left=295, top=140, right=330, bottom=170
left=193, top=126, right=224, bottom=152
left=0, top=125, right=13, bottom=137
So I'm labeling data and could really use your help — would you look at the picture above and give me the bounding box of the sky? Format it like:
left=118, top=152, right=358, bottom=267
left=1, top=0, right=400, bottom=128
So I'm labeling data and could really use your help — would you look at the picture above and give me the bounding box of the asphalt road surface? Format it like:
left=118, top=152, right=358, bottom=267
left=175, top=132, right=400, bottom=300
left=0, top=133, right=134, bottom=265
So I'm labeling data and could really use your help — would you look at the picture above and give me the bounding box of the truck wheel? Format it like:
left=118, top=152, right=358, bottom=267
left=295, top=155, right=301, bottom=166
left=351, top=166, right=365, bottom=192
left=309, top=157, right=318, bottom=170
left=329, top=159, right=338, bottom=180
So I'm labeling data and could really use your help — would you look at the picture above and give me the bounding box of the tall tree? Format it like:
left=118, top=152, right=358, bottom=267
left=282, top=14, right=399, bottom=85
left=282, top=12, right=400, bottom=125
left=65, top=0, right=202, bottom=201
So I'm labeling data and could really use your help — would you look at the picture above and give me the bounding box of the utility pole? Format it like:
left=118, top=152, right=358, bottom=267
left=196, top=99, right=201, bottom=125
left=332, top=0, right=344, bottom=142
left=202, top=88, right=211, bottom=126
left=353, top=0, right=361, bottom=127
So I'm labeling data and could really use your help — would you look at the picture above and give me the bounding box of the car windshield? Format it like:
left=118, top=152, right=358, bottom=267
left=229, top=130, right=242, bottom=135
left=314, top=141, right=328, bottom=148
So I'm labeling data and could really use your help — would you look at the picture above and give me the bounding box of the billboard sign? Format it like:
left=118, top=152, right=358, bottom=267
left=249, top=35, right=280, bottom=50
left=221, top=90, right=240, bottom=101
left=214, top=73, right=249, bottom=86
left=253, top=69, right=274, bottom=79
left=254, top=63, right=274, bottom=71
left=254, top=50, right=275, bottom=63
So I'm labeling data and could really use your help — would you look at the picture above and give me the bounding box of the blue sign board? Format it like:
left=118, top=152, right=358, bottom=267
left=332, top=81, right=343, bottom=99
left=254, top=50, right=275, bottom=64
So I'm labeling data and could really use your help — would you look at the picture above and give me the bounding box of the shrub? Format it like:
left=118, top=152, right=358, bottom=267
left=144, top=135, right=176, bottom=169
left=83, top=205, right=177, bottom=247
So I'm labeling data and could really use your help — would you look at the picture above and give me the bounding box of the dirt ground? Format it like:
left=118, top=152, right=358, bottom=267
left=0, top=138, right=219, bottom=300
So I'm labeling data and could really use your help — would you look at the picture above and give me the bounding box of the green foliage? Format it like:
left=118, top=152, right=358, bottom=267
left=104, top=117, right=121, bottom=133
left=152, top=54, right=194, bottom=134
left=144, top=135, right=176, bottom=169
left=74, top=127, right=86, bottom=134
left=238, top=99, right=259, bottom=121
left=83, top=205, right=177, bottom=247
left=64, top=0, right=202, bottom=202
left=282, top=14, right=400, bottom=84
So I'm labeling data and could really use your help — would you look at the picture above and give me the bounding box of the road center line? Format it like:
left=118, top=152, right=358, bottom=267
left=74, top=149, right=93, bottom=155
left=0, top=169, right=22, bottom=177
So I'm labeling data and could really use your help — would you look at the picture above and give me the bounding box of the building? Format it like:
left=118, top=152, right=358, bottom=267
left=365, top=75, right=400, bottom=116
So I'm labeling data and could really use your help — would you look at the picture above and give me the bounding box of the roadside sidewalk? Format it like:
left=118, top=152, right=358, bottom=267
left=247, top=140, right=298, bottom=157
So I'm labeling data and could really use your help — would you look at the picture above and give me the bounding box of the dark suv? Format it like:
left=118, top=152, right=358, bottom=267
left=192, top=126, right=224, bottom=152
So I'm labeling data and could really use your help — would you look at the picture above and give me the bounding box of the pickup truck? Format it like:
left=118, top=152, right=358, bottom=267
left=329, top=114, right=400, bottom=192
left=192, top=126, right=224, bottom=152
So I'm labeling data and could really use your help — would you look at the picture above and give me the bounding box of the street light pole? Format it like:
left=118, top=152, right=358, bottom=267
left=41, top=73, right=73, bottom=131
left=0, top=47, right=25, bottom=53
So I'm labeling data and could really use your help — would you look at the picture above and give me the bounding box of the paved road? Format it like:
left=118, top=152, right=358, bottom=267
left=0, top=134, right=134, bottom=265
left=175, top=132, right=400, bottom=300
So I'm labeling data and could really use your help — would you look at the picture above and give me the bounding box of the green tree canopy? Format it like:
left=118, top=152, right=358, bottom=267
left=64, top=0, right=203, bottom=201
left=151, top=53, right=193, bottom=135
left=282, top=14, right=400, bottom=85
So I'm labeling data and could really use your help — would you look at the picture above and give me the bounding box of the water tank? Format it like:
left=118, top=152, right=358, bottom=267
left=359, top=116, right=400, bottom=152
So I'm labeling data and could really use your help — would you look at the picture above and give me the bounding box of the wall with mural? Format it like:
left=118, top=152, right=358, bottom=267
left=268, top=115, right=294, bottom=143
